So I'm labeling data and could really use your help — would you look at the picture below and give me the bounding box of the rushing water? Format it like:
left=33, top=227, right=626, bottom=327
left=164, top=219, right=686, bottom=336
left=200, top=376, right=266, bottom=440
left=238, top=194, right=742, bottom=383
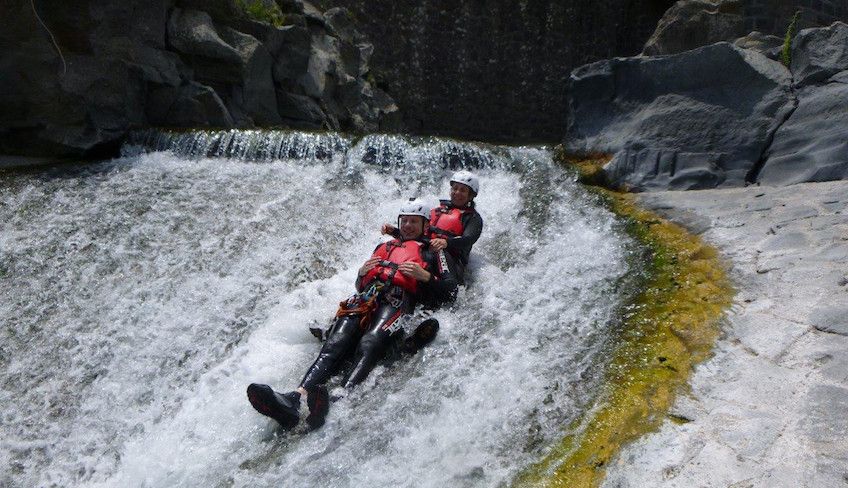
left=0, top=131, right=639, bottom=488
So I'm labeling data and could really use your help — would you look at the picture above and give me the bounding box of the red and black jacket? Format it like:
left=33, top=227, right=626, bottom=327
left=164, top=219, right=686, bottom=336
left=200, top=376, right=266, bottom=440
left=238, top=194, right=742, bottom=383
left=357, top=237, right=458, bottom=307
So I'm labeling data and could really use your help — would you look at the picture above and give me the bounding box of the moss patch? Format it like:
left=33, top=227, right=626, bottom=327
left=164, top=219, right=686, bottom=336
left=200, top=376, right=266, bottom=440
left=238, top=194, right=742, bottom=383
left=513, top=154, right=734, bottom=488
left=235, top=0, right=286, bottom=27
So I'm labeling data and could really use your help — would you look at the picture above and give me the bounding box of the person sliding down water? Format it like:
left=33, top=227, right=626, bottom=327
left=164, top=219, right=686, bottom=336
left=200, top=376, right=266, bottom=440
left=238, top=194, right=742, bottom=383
left=382, top=171, right=483, bottom=284
left=247, top=199, right=459, bottom=431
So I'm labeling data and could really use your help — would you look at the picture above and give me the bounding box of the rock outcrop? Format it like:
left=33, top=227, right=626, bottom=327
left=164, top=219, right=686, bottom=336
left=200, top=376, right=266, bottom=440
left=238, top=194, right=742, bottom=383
left=567, top=21, right=848, bottom=191
left=0, top=0, right=399, bottom=159
left=642, top=0, right=747, bottom=56
left=642, top=0, right=848, bottom=57
left=567, top=42, right=793, bottom=190
left=757, top=22, right=848, bottom=185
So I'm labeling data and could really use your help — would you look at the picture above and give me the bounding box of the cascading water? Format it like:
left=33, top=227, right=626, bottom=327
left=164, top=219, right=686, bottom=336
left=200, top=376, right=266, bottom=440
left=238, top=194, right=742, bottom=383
left=1, top=130, right=641, bottom=488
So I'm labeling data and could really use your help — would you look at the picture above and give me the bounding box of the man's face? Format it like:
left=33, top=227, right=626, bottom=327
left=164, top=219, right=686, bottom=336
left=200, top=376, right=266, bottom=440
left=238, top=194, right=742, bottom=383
left=399, top=215, right=426, bottom=240
left=450, top=182, right=473, bottom=207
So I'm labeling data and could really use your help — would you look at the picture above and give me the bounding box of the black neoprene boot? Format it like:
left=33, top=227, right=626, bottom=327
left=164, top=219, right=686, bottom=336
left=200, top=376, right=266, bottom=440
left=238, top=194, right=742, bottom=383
left=403, top=318, right=440, bottom=354
left=246, top=383, right=301, bottom=430
left=305, top=385, right=330, bottom=430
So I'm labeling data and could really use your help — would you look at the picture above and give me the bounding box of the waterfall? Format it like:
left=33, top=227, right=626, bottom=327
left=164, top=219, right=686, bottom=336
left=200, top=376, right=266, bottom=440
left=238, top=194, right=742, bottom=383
left=1, top=130, right=639, bottom=487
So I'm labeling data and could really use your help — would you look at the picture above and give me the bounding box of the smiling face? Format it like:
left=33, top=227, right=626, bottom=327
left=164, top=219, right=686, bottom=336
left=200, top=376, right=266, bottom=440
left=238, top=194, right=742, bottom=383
left=398, top=215, right=426, bottom=240
left=450, top=182, right=474, bottom=207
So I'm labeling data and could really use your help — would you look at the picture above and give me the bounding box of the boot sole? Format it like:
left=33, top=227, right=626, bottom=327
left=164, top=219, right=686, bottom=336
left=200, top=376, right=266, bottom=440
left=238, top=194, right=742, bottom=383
left=247, top=383, right=299, bottom=430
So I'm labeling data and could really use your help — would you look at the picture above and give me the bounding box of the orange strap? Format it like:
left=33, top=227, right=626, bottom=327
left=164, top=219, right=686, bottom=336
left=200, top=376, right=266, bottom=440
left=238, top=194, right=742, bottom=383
left=335, top=292, right=380, bottom=330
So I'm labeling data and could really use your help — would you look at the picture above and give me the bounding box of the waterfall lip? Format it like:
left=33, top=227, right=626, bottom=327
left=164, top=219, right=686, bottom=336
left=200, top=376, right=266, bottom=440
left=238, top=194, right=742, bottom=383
left=124, top=129, right=552, bottom=175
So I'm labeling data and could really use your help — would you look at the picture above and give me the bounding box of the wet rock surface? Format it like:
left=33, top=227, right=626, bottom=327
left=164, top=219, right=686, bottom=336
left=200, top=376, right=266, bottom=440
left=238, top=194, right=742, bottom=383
left=604, top=180, right=848, bottom=487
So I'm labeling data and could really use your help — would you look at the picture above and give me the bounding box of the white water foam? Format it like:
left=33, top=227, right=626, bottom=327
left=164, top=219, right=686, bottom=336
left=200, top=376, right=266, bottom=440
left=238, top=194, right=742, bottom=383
left=0, top=136, right=636, bottom=487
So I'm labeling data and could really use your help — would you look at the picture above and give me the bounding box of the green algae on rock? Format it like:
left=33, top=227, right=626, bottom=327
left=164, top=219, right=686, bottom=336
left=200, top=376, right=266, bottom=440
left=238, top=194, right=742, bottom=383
left=513, top=154, right=734, bottom=488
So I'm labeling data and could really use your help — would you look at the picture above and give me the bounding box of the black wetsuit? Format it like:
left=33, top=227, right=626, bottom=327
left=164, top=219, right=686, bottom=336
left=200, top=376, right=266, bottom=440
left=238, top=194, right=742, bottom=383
left=299, top=239, right=458, bottom=390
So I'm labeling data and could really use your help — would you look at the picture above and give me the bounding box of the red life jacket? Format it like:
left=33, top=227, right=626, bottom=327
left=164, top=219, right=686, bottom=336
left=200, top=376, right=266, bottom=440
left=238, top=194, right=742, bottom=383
left=362, top=239, right=429, bottom=293
left=429, top=205, right=469, bottom=238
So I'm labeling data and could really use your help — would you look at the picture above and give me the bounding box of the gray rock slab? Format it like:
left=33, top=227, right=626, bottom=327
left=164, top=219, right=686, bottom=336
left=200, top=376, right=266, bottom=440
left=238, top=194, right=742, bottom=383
left=604, top=181, right=848, bottom=487
left=772, top=204, right=819, bottom=225
left=803, top=384, right=848, bottom=458
left=810, top=301, right=848, bottom=335
left=805, top=333, right=848, bottom=384
left=567, top=42, right=793, bottom=191
left=731, top=311, right=808, bottom=360
left=758, top=77, right=848, bottom=186
left=758, top=231, right=810, bottom=252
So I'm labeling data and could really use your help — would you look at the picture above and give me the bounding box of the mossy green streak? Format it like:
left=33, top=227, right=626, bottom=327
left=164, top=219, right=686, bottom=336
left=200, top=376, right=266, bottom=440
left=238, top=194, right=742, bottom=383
left=513, top=153, right=734, bottom=488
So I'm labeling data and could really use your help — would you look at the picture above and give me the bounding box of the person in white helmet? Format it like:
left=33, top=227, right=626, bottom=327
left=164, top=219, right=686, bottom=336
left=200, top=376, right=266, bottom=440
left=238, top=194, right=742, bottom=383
left=247, top=199, right=458, bottom=431
left=383, top=171, right=483, bottom=283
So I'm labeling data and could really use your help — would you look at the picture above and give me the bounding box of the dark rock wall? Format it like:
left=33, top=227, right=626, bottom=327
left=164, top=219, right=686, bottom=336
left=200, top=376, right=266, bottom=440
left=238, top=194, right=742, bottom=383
left=0, top=0, right=398, bottom=159
left=644, top=0, right=848, bottom=57
left=317, top=0, right=675, bottom=143
left=741, top=0, right=848, bottom=35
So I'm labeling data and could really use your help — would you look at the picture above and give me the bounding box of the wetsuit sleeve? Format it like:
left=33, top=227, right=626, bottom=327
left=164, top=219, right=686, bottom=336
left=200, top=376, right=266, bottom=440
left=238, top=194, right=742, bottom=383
left=445, top=211, right=483, bottom=253
left=417, top=249, right=458, bottom=306
left=355, top=243, right=384, bottom=291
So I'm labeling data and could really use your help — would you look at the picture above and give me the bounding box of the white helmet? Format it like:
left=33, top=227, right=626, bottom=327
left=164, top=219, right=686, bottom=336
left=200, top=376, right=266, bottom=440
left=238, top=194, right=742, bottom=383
left=398, top=198, right=432, bottom=221
left=450, top=170, right=479, bottom=195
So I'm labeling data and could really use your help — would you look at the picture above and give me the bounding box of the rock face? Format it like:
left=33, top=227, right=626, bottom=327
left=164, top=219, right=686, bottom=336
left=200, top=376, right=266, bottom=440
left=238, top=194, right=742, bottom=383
left=643, top=0, right=848, bottom=56
left=316, top=0, right=675, bottom=143
left=567, top=42, right=793, bottom=190
left=568, top=21, right=848, bottom=191
left=733, top=31, right=783, bottom=59
left=757, top=22, right=848, bottom=185
left=642, top=0, right=747, bottom=56
left=0, top=0, right=399, bottom=159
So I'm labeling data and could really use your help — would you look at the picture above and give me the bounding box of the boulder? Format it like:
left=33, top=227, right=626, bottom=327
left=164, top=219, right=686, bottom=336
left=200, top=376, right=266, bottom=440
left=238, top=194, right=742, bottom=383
left=219, top=27, right=281, bottom=125
left=276, top=91, right=327, bottom=128
left=756, top=23, right=848, bottom=186
left=167, top=9, right=243, bottom=65
left=100, top=40, right=185, bottom=87
left=148, top=81, right=234, bottom=128
left=299, top=33, right=340, bottom=99
left=323, top=7, right=367, bottom=44
left=734, top=31, right=782, bottom=60
left=175, top=0, right=243, bottom=25
left=790, top=21, right=848, bottom=87
left=567, top=42, right=793, bottom=191
left=642, top=0, right=747, bottom=56
left=295, top=0, right=325, bottom=24
left=1, top=0, right=401, bottom=159
left=266, top=25, right=312, bottom=82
